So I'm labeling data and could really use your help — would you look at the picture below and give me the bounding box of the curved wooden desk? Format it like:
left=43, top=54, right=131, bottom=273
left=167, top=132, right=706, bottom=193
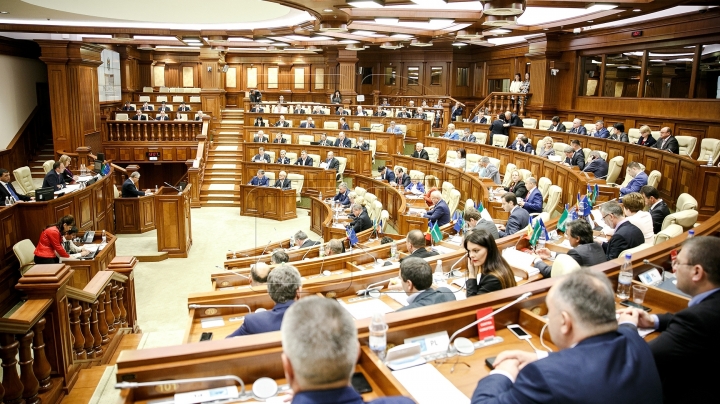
left=246, top=143, right=373, bottom=177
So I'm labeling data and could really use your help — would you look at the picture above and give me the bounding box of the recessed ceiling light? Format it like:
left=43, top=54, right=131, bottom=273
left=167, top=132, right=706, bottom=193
left=375, top=18, right=399, bottom=24
left=348, top=0, right=385, bottom=8
left=391, top=33, right=414, bottom=39
left=587, top=20, right=594, bottom=23
left=633, top=9, right=641, bottom=12
left=323, top=9, right=333, bottom=12
left=452, top=42, right=468, bottom=47
left=256, top=39, right=274, bottom=43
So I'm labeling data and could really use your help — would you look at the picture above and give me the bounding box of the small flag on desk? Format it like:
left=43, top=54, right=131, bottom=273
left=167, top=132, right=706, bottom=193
left=581, top=195, right=592, bottom=217
left=430, top=222, right=443, bottom=243
left=558, top=204, right=570, bottom=233
left=101, top=163, right=110, bottom=176
left=570, top=206, right=579, bottom=221
left=346, top=227, right=359, bottom=246
left=539, top=217, right=550, bottom=241
left=376, top=219, right=383, bottom=235
left=453, top=215, right=464, bottom=233
left=529, top=218, right=542, bottom=246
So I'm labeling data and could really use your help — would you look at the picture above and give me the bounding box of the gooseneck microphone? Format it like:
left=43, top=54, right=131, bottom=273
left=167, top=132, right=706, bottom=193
left=642, top=259, right=666, bottom=273
left=302, top=242, right=322, bottom=260
left=164, top=182, right=182, bottom=192
left=256, top=241, right=271, bottom=266
left=446, top=254, right=467, bottom=277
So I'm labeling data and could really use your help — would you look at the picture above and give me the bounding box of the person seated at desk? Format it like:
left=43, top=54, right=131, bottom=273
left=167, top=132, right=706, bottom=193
left=595, top=201, right=645, bottom=260
left=503, top=170, right=527, bottom=199
left=324, top=239, right=344, bottom=256
left=317, top=133, right=332, bottom=147
left=609, top=122, right=629, bottom=142
left=655, top=126, right=679, bottom=154
left=563, top=140, right=586, bottom=170
left=293, top=105, right=306, bottom=114
left=299, top=117, right=315, bottom=128
left=497, top=193, right=529, bottom=237
left=62, top=227, right=90, bottom=259
left=478, top=156, right=501, bottom=185
left=226, top=265, right=301, bottom=338
left=413, top=107, right=427, bottom=120
left=249, top=89, right=262, bottom=104
left=411, top=142, right=429, bottom=160
left=641, top=185, right=670, bottom=234
left=272, top=102, right=283, bottom=114
left=140, top=102, right=153, bottom=111
left=396, top=107, right=412, bottom=119
left=311, top=105, right=324, bottom=115
left=122, top=171, right=146, bottom=197
left=57, top=155, right=79, bottom=183
left=618, top=236, right=720, bottom=404
left=0, top=168, right=32, bottom=204
left=273, top=133, right=287, bottom=144
left=459, top=128, right=476, bottom=143
left=252, top=147, right=271, bottom=163
left=464, top=229, right=516, bottom=297
left=464, top=208, right=500, bottom=239
left=276, top=150, right=290, bottom=165
left=293, top=230, right=320, bottom=249
left=387, top=121, right=403, bottom=135
left=405, top=178, right=425, bottom=194
left=506, top=133, right=523, bottom=150
left=583, top=151, right=609, bottom=178
left=447, top=148, right=466, bottom=169
left=401, top=229, right=439, bottom=262
left=274, top=171, right=291, bottom=189
left=130, top=110, right=147, bottom=121
left=280, top=296, right=415, bottom=404
left=253, top=130, right=269, bottom=143
left=335, top=106, right=349, bottom=116
left=275, top=115, right=290, bottom=128
left=249, top=262, right=271, bottom=286
left=194, top=111, right=204, bottom=121
left=423, top=191, right=450, bottom=226
left=472, top=269, right=661, bottom=404
left=322, top=151, right=340, bottom=172
left=295, top=150, right=313, bottom=166
left=173, top=111, right=184, bottom=121
left=157, top=101, right=170, bottom=112
left=248, top=170, right=270, bottom=186
left=590, top=120, right=609, bottom=138
left=395, top=257, right=456, bottom=312
left=547, top=116, right=566, bottom=132
left=637, top=125, right=657, bottom=147
left=378, top=165, right=395, bottom=183
left=155, top=111, right=169, bottom=121
left=332, top=183, right=351, bottom=207
left=43, top=161, right=66, bottom=190
left=442, top=123, right=459, bottom=140
left=354, top=137, right=370, bottom=151
left=121, top=101, right=134, bottom=111
left=518, top=177, right=543, bottom=215
left=533, top=219, right=605, bottom=278
left=537, top=136, right=555, bottom=158
left=178, top=102, right=191, bottom=112
left=271, top=249, right=289, bottom=264
left=339, top=117, right=350, bottom=131
left=517, top=135, right=534, bottom=154
left=348, top=204, right=372, bottom=233
left=334, top=132, right=351, bottom=148
left=619, top=162, right=648, bottom=196
left=250, top=103, right=264, bottom=113
left=568, top=118, right=587, bottom=135
left=354, top=105, right=366, bottom=116
left=604, top=192, right=655, bottom=244
left=394, top=167, right=411, bottom=188
left=34, top=215, right=75, bottom=264
left=373, top=106, right=386, bottom=117
left=470, top=110, right=487, bottom=124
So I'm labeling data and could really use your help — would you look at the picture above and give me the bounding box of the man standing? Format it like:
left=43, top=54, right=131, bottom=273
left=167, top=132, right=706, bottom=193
left=411, top=142, right=429, bottom=160
left=596, top=201, right=645, bottom=260
left=395, top=257, right=455, bottom=312
left=121, top=171, right=145, bottom=197
left=339, top=117, right=350, bottom=131
left=618, top=236, right=720, bottom=403
left=497, top=193, right=529, bottom=237
left=227, top=265, right=301, bottom=338
left=583, top=151, right=609, bottom=178
left=252, top=147, right=271, bottom=163
left=488, top=113, right=507, bottom=144
left=518, top=177, right=542, bottom=215
left=379, top=166, right=396, bottom=183
left=655, top=127, right=679, bottom=154
left=619, top=162, right=648, bottom=196
left=423, top=190, right=450, bottom=226
left=450, top=101, right=463, bottom=121
left=568, top=118, right=587, bottom=135
left=274, top=171, right=291, bottom=189
left=640, top=185, right=670, bottom=234
left=248, top=170, right=269, bottom=186
left=401, top=229, right=439, bottom=261
left=503, top=111, right=523, bottom=129
left=472, top=269, right=662, bottom=404
left=43, top=162, right=67, bottom=190
left=0, top=169, right=32, bottom=203
left=295, top=150, right=313, bottom=166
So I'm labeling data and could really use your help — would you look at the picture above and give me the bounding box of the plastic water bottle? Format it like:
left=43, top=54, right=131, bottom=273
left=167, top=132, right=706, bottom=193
left=390, top=242, right=398, bottom=260
left=101, top=230, right=107, bottom=244
left=369, top=313, right=388, bottom=361
left=318, top=191, right=323, bottom=201
left=318, top=239, right=325, bottom=258
left=433, top=259, right=444, bottom=283
left=538, top=231, right=546, bottom=250
left=155, top=185, right=158, bottom=193
left=4, top=197, right=9, bottom=206
left=687, top=229, right=695, bottom=239
left=617, top=254, right=633, bottom=299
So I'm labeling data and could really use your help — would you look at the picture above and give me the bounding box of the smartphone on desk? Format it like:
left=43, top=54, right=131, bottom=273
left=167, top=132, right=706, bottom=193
left=507, top=324, right=532, bottom=340
left=485, top=357, right=497, bottom=370
left=351, top=372, right=372, bottom=394
left=620, top=300, right=651, bottom=312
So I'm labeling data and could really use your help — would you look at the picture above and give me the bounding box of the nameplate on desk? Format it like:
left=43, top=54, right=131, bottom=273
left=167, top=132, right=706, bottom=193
left=638, top=268, right=663, bottom=286
left=404, top=331, right=449, bottom=357
left=200, top=317, right=225, bottom=329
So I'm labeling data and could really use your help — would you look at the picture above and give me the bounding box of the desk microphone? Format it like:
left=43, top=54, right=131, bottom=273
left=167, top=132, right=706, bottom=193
left=357, top=278, right=394, bottom=297
left=257, top=241, right=271, bottom=265
left=302, top=242, right=322, bottom=260
left=446, top=254, right=467, bottom=278
left=214, top=265, right=250, bottom=280
left=164, top=182, right=182, bottom=192
left=188, top=304, right=252, bottom=312
left=355, top=243, right=381, bottom=269
left=642, top=259, right=666, bottom=273
left=447, top=292, right=532, bottom=356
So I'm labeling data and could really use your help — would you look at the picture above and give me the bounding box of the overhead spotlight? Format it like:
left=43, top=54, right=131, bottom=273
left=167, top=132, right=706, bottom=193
left=318, top=21, right=348, bottom=32
left=380, top=42, right=403, bottom=50
left=482, top=15, right=518, bottom=26
left=345, top=45, right=369, bottom=51
left=410, top=38, right=433, bottom=47
left=347, top=0, right=385, bottom=8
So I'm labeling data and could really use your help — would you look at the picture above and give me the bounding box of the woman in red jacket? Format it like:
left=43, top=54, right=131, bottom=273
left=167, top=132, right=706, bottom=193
left=34, top=215, right=75, bottom=264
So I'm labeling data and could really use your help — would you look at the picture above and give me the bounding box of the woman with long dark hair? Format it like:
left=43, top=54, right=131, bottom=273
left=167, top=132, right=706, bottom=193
left=463, top=229, right=516, bottom=297
left=34, top=215, right=76, bottom=264
left=330, top=90, right=342, bottom=104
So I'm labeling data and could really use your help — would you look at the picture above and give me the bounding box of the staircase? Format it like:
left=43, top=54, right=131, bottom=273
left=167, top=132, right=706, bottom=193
left=29, top=142, right=55, bottom=179
left=199, top=109, right=244, bottom=207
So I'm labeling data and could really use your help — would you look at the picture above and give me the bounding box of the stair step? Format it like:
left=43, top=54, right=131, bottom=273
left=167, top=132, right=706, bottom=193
left=201, top=201, right=241, bottom=207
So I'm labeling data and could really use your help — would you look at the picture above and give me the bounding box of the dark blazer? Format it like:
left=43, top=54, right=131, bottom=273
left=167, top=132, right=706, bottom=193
left=350, top=211, right=373, bottom=233
left=121, top=105, right=135, bottom=111
left=655, top=135, right=680, bottom=154
left=130, top=114, right=147, bottom=121
left=334, top=138, right=351, bottom=148
left=225, top=301, right=294, bottom=338
left=0, top=182, right=31, bottom=203
left=155, top=115, right=169, bottom=121
left=569, top=149, right=586, bottom=170
left=325, top=157, right=340, bottom=172
left=253, top=135, right=268, bottom=143
left=249, top=91, right=262, bottom=103
left=489, top=119, right=506, bottom=135
left=335, top=110, right=349, bottom=115
left=506, top=114, right=523, bottom=127
left=295, top=157, right=313, bottom=166
left=650, top=290, right=720, bottom=403
left=373, top=111, right=387, bottom=117
left=299, top=122, right=315, bottom=128
left=274, top=178, right=291, bottom=189
left=413, top=113, right=427, bottom=120
left=534, top=242, right=606, bottom=277
left=474, top=219, right=500, bottom=239
left=424, top=199, right=450, bottom=226
left=318, top=139, right=332, bottom=147
left=400, top=248, right=439, bottom=262
left=396, top=111, right=412, bottom=118
left=471, top=324, right=662, bottom=404
left=602, top=221, right=645, bottom=260
left=121, top=178, right=145, bottom=197
left=340, top=123, right=350, bottom=130
left=276, top=157, right=290, bottom=164
left=569, top=125, right=587, bottom=135
left=460, top=134, right=476, bottom=143
left=519, top=143, right=534, bottom=154
left=250, top=107, right=264, bottom=113
left=549, top=123, right=566, bottom=132
left=609, top=132, right=629, bottom=142
left=252, top=153, right=271, bottom=163
left=451, top=106, right=463, bottom=119
left=380, top=169, right=396, bottom=183
left=141, top=105, right=154, bottom=111
left=593, top=127, right=610, bottom=138
left=396, top=173, right=411, bottom=188
left=158, top=106, right=170, bottom=112
left=333, top=191, right=351, bottom=206
left=300, top=239, right=320, bottom=248
left=42, top=170, right=65, bottom=190
left=583, top=158, right=609, bottom=178
left=249, top=176, right=269, bottom=186
left=292, top=386, right=414, bottom=404
left=649, top=200, right=670, bottom=234
left=396, top=287, right=456, bottom=312
left=522, top=187, right=543, bottom=215
left=499, top=206, right=530, bottom=237
left=274, top=121, right=290, bottom=127
left=466, top=274, right=502, bottom=297
left=504, top=181, right=527, bottom=199
left=178, top=106, right=191, bottom=111
left=637, top=135, right=657, bottom=147
left=355, top=142, right=370, bottom=151
left=412, top=149, right=429, bottom=160
left=272, top=138, right=287, bottom=144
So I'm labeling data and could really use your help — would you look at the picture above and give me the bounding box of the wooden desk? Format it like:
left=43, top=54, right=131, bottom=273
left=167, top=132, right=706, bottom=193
left=238, top=185, right=297, bottom=221
left=113, top=194, right=156, bottom=234
left=242, top=162, right=336, bottom=198
left=61, top=231, right=117, bottom=289
left=154, top=186, right=192, bottom=258
left=246, top=143, right=373, bottom=177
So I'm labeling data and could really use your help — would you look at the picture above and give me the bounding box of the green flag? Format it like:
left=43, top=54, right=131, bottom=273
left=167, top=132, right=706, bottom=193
left=557, top=207, right=569, bottom=233
left=430, top=222, right=443, bottom=242
left=529, top=219, right=542, bottom=246
left=477, top=202, right=484, bottom=213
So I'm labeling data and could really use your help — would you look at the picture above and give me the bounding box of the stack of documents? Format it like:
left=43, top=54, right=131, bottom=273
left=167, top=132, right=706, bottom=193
left=407, top=208, right=426, bottom=215
left=340, top=299, right=394, bottom=320
left=502, top=248, right=539, bottom=277
left=392, top=364, right=470, bottom=404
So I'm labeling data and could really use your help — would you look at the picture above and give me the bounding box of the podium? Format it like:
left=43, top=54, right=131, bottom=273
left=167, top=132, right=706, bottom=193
left=114, top=194, right=156, bottom=234
left=154, top=185, right=192, bottom=258
left=239, top=185, right=297, bottom=221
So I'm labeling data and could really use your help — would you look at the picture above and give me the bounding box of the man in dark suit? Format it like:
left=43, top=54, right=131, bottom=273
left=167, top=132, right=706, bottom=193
left=472, top=269, right=662, bottom=404
left=517, top=135, right=534, bottom=154
left=140, top=102, right=153, bottom=111
left=43, top=162, right=66, bottom=190
left=274, top=171, right=291, bottom=189
left=413, top=107, right=427, bottom=120
left=396, top=107, right=412, bottom=118
left=464, top=210, right=500, bottom=239
left=130, top=110, right=147, bottom=121
left=311, top=105, right=324, bottom=114
left=618, top=236, right=720, bottom=403
left=518, top=177, right=543, bottom=215
left=655, top=127, right=680, bottom=154
left=295, top=150, right=313, bottom=166
left=275, top=115, right=290, bottom=127
left=334, top=132, right=351, bottom=148
left=157, top=102, right=170, bottom=112
left=121, top=171, right=145, bottom=197
left=373, top=106, right=386, bottom=117
left=293, top=106, right=305, bottom=114
left=548, top=116, right=566, bottom=132
left=423, top=191, right=450, bottom=226
left=498, top=193, right=529, bottom=237
left=317, top=133, right=332, bottom=147
left=563, top=140, right=585, bottom=170
left=251, top=147, right=271, bottom=163
left=276, top=150, right=290, bottom=164
left=395, top=257, right=455, bottom=312
left=253, top=130, right=268, bottom=143
left=583, top=150, right=609, bottom=178
left=194, top=111, right=204, bottom=121
left=354, top=137, right=370, bottom=151
left=488, top=113, right=507, bottom=144
left=177, top=102, right=191, bottom=112
left=411, top=142, right=429, bottom=160
left=533, top=220, right=606, bottom=277
left=348, top=204, right=372, bottom=233
left=394, top=167, right=411, bottom=188
left=121, top=101, right=135, bottom=111
left=460, top=128, right=476, bottom=143
left=339, top=117, right=350, bottom=131
left=226, top=265, right=300, bottom=337
left=249, top=89, right=262, bottom=104
left=641, top=186, right=670, bottom=234
left=0, top=169, right=32, bottom=203
left=333, top=183, right=351, bottom=207
left=597, top=201, right=645, bottom=260
left=400, top=230, right=439, bottom=262
left=272, top=133, right=287, bottom=144
left=299, top=117, right=315, bottom=128
left=568, top=118, right=588, bottom=135
left=503, top=110, right=523, bottom=130
left=620, top=162, right=648, bottom=196
left=250, top=103, right=264, bottom=113
left=450, top=101, right=463, bottom=121
left=335, top=106, right=349, bottom=115
left=248, top=170, right=269, bottom=186
left=323, top=151, right=340, bottom=172
left=293, top=231, right=320, bottom=249
left=379, top=166, right=395, bottom=183
left=155, top=111, right=169, bottom=121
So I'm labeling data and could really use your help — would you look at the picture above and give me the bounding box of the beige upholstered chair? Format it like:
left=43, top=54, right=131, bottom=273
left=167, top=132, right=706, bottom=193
left=474, top=132, right=488, bottom=144
left=675, top=136, right=697, bottom=157
left=157, top=96, right=168, bottom=102
left=518, top=169, right=532, bottom=181
left=447, top=189, right=461, bottom=214
left=308, top=154, right=321, bottom=168
left=492, top=135, right=508, bottom=148
left=425, top=147, right=440, bottom=163
left=139, top=95, right=151, bottom=102
left=298, top=135, right=314, bottom=145
left=675, top=193, right=698, bottom=211
left=287, top=173, right=304, bottom=202
left=13, top=239, right=36, bottom=275
left=281, top=134, right=291, bottom=144
left=369, top=200, right=383, bottom=223
left=501, top=163, right=517, bottom=187
left=538, top=177, right=552, bottom=200
left=582, top=148, right=591, bottom=163
left=323, top=121, right=338, bottom=130
left=698, top=138, right=720, bottom=164
left=661, top=210, right=698, bottom=231
left=265, top=151, right=276, bottom=163
left=544, top=185, right=562, bottom=214
left=409, top=170, right=425, bottom=180
left=368, top=140, right=377, bottom=159
left=551, top=254, right=581, bottom=278
left=445, top=150, right=458, bottom=166
left=379, top=210, right=390, bottom=231
left=465, top=199, right=475, bottom=211
left=620, top=243, right=653, bottom=258
left=553, top=142, right=570, bottom=155
left=606, top=156, right=625, bottom=184
left=143, top=86, right=154, bottom=92
left=425, top=175, right=439, bottom=190
left=116, top=113, right=129, bottom=121
left=561, top=122, right=573, bottom=132
left=596, top=151, right=608, bottom=160
left=654, top=224, right=683, bottom=245
left=336, top=157, right=347, bottom=181
left=583, top=123, right=595, bottom=134
left=264, top=172, right=276, bottom=182
left=172, top=95, right=184, bottom=102
left=397, top=124, right=407, bottom=138
left=43, top=160, right=55, bottom=174
left=159, top=86, right=169, bottom=92
left=488, top=157, right=500, bottom=169
left=522, top=118, right=538, bottom=129
left=647, top=170, right=661, bottom=189
left=364, top=193, right=378, bottom=208
left=353, top=122, right=360, bottom=131
left=441, top=181, right=455, bottom=201
left=12, top=166, right=36, bottom=197
left=354, top=187, right=367, bottom=199
left=286, top=152, right=298, bottom=165
left=628, top=128, right=641, bottom=144
left=538, top=120, right=552, bottom=131
left=466, top=154, right=481, bottom=172
left=326, top=136, right=336, bottom=145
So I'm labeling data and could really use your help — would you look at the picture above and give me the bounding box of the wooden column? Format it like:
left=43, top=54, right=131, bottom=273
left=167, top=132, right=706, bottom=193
left=324, top=49, right=339, bottom=99
left=525, top=34, right=564, bottom=117
left=337, top=49, right=358, bottom=102
left=186, top=159, right=201, bottom=208
left=36, top=41, right=103, bottom=155
left=199, top=49, right=226, bottom=121
left=117, top=45, right=140, bottom=101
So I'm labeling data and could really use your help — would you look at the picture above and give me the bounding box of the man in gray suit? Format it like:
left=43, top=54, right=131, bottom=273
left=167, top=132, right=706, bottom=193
left=532, top=220, right=606, bottom=277
left=497, top=193, right=529, bottom=238
left=479, top=156, right=501, bottom=185
left=395, top=257, right=455, bottom=312
left=464, top=209, right=500, bottom=239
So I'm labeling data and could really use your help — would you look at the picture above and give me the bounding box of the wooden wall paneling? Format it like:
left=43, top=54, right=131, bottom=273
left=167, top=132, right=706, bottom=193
left=77, top=191, right=94, bottom=229
left=693, top=167, right=720, bottom=218
left=79, top=66, right=100, bottom=136
left=657, top=155, right=680, bottom=202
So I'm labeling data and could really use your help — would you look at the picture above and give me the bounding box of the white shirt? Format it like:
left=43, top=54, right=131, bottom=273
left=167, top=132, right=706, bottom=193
left=650, top=199, right=664, bottom=211
left=628, top=211, right=655, bottom=244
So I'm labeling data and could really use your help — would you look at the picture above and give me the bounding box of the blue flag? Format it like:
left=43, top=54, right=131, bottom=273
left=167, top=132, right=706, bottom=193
left=347, top=228, right=358, bottom=246
left=101, top=162, right=111, bottom=176
left=581, top=195, right=592, bottom=216
left=539, top=218, right=550, bottom=241
left=570, top=206, right=579, bottom=221
left=453, top=216, right=464, bottom=232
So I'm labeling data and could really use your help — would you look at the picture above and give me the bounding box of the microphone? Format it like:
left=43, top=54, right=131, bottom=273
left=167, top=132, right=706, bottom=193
left=643, top=259, right=666, bottom=273
left=188, top=304, right=252, bottom=312
left=355, top=244, right=382, bottom=269
left=257, top=240, right=271, bottom=265
left=357, top=279, right=394, bottom=297
left=214, top=265, right=251, bottom=280
left=447, top=292, right=532, bottom=356
left=302, top=242, right=322, bottom=260
left=163, top=182, right=182, bottom=192
left=446, top=254, right=467, bottom=278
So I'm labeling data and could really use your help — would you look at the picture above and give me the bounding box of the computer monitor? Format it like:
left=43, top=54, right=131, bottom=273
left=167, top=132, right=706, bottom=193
left=35, top=187, right=55, bottom=202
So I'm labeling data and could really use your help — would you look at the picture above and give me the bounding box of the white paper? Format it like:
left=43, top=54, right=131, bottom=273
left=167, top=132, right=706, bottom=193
left=502, top=248, right=539, bottom=276
left=200, top=316, right=225, bottom=329
left=340, top=299, right=394, bottom=319
left=638, top=328, right=655, bottom=338
left=408, top=208, right=426, bottom=215
left=387, top=292, right=409, bottom=306
left=391, top=364, right=470, bottom=404
left=432, top=245, right=455, bottom=255
left=77, top=175, right=94, bottom=182
left=319, top=162, right=328, bottom=169
left=406, top=195, right=424, bottom=200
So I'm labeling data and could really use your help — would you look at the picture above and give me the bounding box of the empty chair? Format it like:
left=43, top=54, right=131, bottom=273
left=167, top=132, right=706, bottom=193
left=172, top=95, right=184, bottom=102
left=336, top=157, right=347, bottom=181
left=518, top=169, right=532, bottom=181
left=281, top=134, right=292, bottom=144
left=409, top=170, right=425, bottom=181
left=379, top=210, right=389, bottom=231
left=606, top=156, right=625, bottom=184
left=298, top=135, right=314, bottom=145
left=308, top=154, right=321, bottom=168
left=628, top=128, right=641, bottom=144
left=661, top=210, right=698, bottom=231
left=550, top=254, right=581, bottom=278
left=396, top=124, right=407, bottom=138
left=544, top=185, right=562, bottom=214
left=323, top=121, right=339, bottom=130
left=445, top=150, right=458, bottom=166
left=12, top=166, right=36, bottom=197
left=538, top=120, right=552, bottom=131
left=522, top=118, right=538, bottom=129
left=492, top=134, right=508, bottom=148
left=189, top=96, right=201, bottom=103
left=43, top=160, right=55, bottom=174
left=326, top=136, right=336, bottom=145
left=465, top=199, right=475, bottom=211
left=561, top=122, right=573, bottom=132
left=538, top=177, right=552, bottom=200
left=441, top=181, right=455, bottom=201
left=447, top=189, right=461, bottom=214
left=13, top=239, right=36, bottom=275
left=286, top=152, right=298, bottom=165
left=354, top=187, right=367, bottom=199
left=139, top=95, right=151, bottom=102
left=553, top=142, right=570, bottom=155
left=143, top=86, right=154, bottom=92
left=647, top=170, right=661, bottom=189
left=157, top=95, right=168, bottom=102
left=370, top=200, right=383, bottom=223
left=116, top=113, right=129, bottom=121
left=364, top=193, right=378, bottom=208
left=675, top=193, right=698, bottom=211
left=353, top=122, right=360, bottom=131
left=264, top=172, right=276, bottom=183
left=425, top=147, right=440, bottom=163
left=596, top=150, right=608, bottom=160
left=583, top=123, right=595, bottom=134
left=698, top=138, right=720, bottom=164
left=675, top=136, right=697, bottom=157
left=474, top=132, right=488, bottom=144
left=265, top=151, right=276, bottom=163
left=620, top=243, right=653, bottom=259
left=582, top=148, right=591, bottom=163
left=654, top=224, right=683, bottom=245
left=287, top=173, right=304, bottom=202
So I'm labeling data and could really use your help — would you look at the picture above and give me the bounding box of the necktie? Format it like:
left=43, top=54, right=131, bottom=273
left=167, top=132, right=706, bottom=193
left=662, top=138, right=667, bottom=149
left=5, top=184, right=19, bottom=201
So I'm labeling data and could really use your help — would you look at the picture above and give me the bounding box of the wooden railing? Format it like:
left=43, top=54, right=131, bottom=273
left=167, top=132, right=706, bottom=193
left=185, top=122, right=209, bottom=207
left=105, top=121, right=202, bottom=142
left=470, top=92, right=532, bottom=118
